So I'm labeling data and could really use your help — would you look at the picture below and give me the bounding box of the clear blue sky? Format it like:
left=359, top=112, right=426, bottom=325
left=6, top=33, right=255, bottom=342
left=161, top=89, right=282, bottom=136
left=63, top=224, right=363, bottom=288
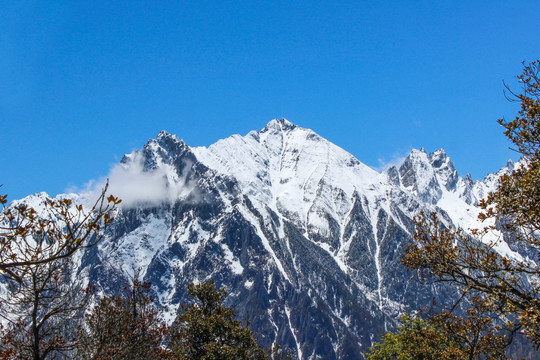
left=1, top=1, right=539, bottom=200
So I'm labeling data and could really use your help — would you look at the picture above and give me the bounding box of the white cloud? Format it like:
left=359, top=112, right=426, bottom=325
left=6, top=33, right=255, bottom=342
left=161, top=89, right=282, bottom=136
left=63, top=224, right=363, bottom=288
left=79, top=152, right=197, bottom=209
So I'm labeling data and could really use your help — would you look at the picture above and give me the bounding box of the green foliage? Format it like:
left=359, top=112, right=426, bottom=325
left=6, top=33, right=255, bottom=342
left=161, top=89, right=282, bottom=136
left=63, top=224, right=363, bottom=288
left=366, top=314, right=467, bottom=360
left=367, top=309, right=509, bottom=360
left=169, top=280, right=268, bottom=360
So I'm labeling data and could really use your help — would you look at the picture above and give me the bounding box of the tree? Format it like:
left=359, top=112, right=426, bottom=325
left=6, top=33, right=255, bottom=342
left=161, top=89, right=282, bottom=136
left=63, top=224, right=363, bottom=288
left=77, top=274, right=170, bottom=360
left=366, top=313, right=468, bottom=360
left=367, top=298, right=510, bottom=360
left=0, top=253, right=93, bottom=359
left=0, top=185, right=120, bottom=359
left=169, top=280, right=268, bottom=360
left=402, top=60, right=540, bottom=352
left=0, top=183, right=120, bottom=282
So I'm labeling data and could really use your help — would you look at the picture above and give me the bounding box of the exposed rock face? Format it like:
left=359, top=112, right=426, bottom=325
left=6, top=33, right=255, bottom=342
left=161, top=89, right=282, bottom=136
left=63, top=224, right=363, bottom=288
left=12, top=119, right=521, bottom=359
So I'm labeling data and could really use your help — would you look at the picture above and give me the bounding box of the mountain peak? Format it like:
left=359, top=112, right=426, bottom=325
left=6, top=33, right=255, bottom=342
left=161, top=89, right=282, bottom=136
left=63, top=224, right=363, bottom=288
left=429, top=148, right=452, bottom=169
left=506, top=159, right=516, bottom=169
left=156, top=130, right=182, bottom=143
left=397, top=147, right=460, bottom=202
left=157, top=129, right=171, bottom=138
left=133, top=131, right=189, bottom=171
left=432, top=148, right=447, bottom=157
left=408, top=148, right=428, bottom=157
left=261, top=118, right=297, bottom=133
left=429, top=149, right=458, bottom=191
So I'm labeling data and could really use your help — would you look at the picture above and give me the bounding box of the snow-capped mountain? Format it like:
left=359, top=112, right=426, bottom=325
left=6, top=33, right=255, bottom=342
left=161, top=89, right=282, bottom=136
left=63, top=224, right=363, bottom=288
left=11, top=119, right=519, bottom=359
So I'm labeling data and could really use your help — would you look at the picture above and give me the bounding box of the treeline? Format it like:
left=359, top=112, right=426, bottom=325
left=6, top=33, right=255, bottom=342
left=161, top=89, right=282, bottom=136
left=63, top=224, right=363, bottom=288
left=76, top=278, right=284, bottom=359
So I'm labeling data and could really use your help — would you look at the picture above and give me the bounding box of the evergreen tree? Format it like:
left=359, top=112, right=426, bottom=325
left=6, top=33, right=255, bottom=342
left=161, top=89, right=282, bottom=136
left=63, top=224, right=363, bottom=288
left=169, top=280, right=268, bottom=360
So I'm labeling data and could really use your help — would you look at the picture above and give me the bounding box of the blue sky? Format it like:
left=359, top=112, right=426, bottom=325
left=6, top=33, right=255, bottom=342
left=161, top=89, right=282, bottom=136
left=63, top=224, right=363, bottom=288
left=1, top=1, right=539, bottom=200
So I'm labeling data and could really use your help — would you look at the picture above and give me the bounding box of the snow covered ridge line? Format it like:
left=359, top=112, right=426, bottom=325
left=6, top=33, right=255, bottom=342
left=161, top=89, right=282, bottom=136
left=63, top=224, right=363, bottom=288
left=115, top=120, right=501, bottom=220
left=15, top=119, right=513, bottom=213
left=12, top=119, right=519, bottom=263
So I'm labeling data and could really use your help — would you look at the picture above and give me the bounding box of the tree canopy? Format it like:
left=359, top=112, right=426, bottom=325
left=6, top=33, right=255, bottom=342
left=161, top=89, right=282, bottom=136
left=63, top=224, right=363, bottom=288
left=169, top=280, right=268, bottom=360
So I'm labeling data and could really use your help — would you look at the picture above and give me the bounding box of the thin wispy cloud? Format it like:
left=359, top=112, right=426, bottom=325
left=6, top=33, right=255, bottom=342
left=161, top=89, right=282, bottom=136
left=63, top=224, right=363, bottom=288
left=373, top=150, right=410, bottom=172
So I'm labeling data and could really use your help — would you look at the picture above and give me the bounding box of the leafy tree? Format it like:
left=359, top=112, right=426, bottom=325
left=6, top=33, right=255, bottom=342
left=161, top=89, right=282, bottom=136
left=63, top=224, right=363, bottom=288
left=367, top=302, right=510, bottom=359
left=0, top=183, right=120, bottom=282
left=402, top=60, right=540, bottom=354
left=169, top=280, right=268, bottom=360
left=0, top=254, right=92, bottom=359
left=366, top=313, right=468, bottom=360
left=0, top=185, right=120, bottom=359
left=77, top=274, right=170, bottom=360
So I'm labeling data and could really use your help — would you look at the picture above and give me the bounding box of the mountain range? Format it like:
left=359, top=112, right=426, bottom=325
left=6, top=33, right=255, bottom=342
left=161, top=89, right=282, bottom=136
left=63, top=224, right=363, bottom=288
left=13, top=119, right=520, bottom=359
